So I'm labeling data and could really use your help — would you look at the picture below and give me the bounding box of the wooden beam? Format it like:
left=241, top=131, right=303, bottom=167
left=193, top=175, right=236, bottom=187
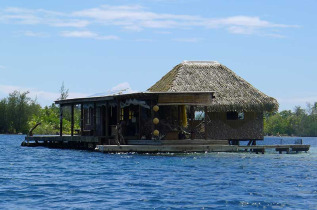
left=80, top=103, right=84, bottom=136
left=178, top=105, right=181, bottom=127
left=93, top=102, right=97, bottom=136
left=116, top=99, right=121, bottom=143
left=59, top=105, right=63, bottom=137
left=138, top=105, right=142, bottom=139
left=71, top=104, right=74, bottom=136
left=151, top=100, right=154, bottom=138
left=190, top=106, right=194, bottom=140
left=204, top=106, right=208, bottom=140
left=105, top=102, right=109, bottom=137
left=158, top=93, right=213, bottom=105
left=117, top=99, right=120, bottom=124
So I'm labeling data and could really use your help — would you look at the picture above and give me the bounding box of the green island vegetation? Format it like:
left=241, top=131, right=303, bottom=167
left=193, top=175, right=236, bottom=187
left=0, top=87, right=316, bottom=136
left=264, top=102, right=317, bottom=137
left=0, top=84, right=80, bottom=135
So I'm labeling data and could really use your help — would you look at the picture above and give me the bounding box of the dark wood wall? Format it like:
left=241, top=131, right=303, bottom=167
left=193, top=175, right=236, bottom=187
left=206, top=112, right=264, bottom=140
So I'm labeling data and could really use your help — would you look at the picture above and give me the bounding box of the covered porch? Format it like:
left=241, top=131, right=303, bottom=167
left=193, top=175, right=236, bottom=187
left=55, top=91, right=216, bottom=145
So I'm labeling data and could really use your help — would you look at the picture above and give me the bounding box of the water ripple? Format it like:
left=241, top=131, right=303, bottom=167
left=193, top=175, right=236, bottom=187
left=0, top=135, right=316, bottom=209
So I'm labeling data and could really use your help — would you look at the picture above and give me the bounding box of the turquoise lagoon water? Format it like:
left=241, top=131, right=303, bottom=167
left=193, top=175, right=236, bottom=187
left=0, top=135, right=316, bottom=209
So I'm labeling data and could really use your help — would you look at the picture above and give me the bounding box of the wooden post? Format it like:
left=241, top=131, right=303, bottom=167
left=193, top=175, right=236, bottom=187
left=80, top=103, right=84, bottom=136
left=105, top=102, right=109, bottom=137
left=190, top=106, right=194, bottom=140
left=59, top=105, right=63, bottom=137
left=116, top=99, right=121, bottom=144
left=138, top=105, right=142, bottom=139
left=71, top=104, right=74, bottom=136
left=178, top=105, right=181, bottom=127
left=151, top=100, right=154, bottom=139
left=93, top=102, right=97, bottom=136
left=117, top=99, right=120, bottom=124
left=204, top=106, right=208, bottom=140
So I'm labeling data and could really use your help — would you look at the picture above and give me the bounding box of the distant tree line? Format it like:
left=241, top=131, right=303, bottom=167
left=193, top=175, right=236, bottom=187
left=264, top=102, right=317, bottom=137
left=0, top=91, right=40, bottom=134
left=0, top=84, right=80, bottom=135
left=0, top=89, right=316, bottom=136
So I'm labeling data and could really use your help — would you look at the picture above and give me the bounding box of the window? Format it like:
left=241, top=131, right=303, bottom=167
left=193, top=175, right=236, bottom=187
left=129, top=110, right=134, bottom=120
left=194, top=111, right=205, bottom=120
left=238, top=112, right=244, bottom=120
left=227, top=111, right=244, bottom=120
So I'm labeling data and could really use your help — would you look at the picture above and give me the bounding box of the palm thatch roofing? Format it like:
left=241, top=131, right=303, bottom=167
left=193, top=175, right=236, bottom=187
left=148, top=61, right=278, bottom=112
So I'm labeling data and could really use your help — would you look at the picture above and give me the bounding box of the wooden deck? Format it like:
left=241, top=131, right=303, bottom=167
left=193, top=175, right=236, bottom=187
left=22, top=136, right=310, bottom=154
left=22, top=136, right=228, bottom=146
left=25, top=135, right=100, bottom=143
left=128, top=139, right=228, bottom=145
left=95, top=144, right=310, bottom=154
left=22, top=136, right=100, bottom=149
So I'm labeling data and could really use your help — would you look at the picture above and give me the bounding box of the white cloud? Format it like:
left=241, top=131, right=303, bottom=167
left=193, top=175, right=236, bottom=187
left=1, top=7, right=41, bottom=25
left=23, top=30, right=49, bottom=37
left=212, top=16, right=289, bottom=28
left=91, top=82, right=137, bottom=97
left=72, top=5, right=297, bottom=36
left=228, top=25, right=287, bottom=38
left=0, top=65, right=6, bottom=70
left=0, top=84, right=88, bottom=106
left=0, top=83, right=137, bottom=106
left=50, top=20, right=90, bottom=28
left=227, top=26, right=255, bottom=35
left=0, top=5, right=298, bottom=37
left=278, top=96, right=317, bottom=111
left=60, top=30, right=119, bottom=40
left=0, top=7, right=89, bottom=28
left=0, top=84, right=58, bottom=102
left=68, top=92, right=90, bottom=99
left=278, top=96, right=317, bottom=104
left=110, top=82, right=135, bottom=93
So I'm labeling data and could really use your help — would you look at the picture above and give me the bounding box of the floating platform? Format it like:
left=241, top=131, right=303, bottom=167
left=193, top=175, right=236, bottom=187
left=22, top=136, right=310, bottom=154
left=22, top=136, right=100, bottom=149
left=95, top=144, right=310, bottom=154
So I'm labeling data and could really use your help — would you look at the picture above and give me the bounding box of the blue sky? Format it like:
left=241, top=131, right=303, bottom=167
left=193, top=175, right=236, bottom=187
left=0, top=0, right=316, bottom=111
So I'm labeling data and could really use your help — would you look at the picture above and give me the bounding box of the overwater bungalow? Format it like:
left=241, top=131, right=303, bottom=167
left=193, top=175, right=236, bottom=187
left=24, top=61, right=310, bottom=153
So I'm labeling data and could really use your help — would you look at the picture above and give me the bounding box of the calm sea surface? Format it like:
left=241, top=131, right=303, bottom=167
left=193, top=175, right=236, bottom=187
left=0, top=135, right=316, bottom=209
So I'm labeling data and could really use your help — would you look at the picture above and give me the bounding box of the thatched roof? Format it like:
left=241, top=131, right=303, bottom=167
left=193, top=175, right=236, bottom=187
left=148, top=61, right=278, bottom=112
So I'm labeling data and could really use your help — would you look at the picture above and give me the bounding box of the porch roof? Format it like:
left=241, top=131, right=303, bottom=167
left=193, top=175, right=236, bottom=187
left=55, top=91, right=215, bottom=106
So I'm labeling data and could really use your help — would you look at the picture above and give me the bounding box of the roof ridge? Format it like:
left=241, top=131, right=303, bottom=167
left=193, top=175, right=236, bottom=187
left=169, top=63, right=185, bottom=91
